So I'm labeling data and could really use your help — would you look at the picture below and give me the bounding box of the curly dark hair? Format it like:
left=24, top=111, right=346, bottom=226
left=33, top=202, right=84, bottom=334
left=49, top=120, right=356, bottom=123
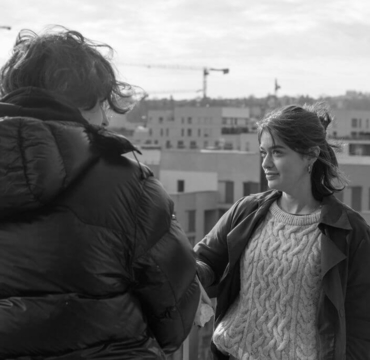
left=257, top=102, right=347, bottom=201
left=0, top=26, right=142, bottom=114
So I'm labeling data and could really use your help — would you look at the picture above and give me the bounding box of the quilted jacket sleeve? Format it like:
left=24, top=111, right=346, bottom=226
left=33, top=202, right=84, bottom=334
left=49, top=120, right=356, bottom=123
left=132, top=175, right=200, bottom=355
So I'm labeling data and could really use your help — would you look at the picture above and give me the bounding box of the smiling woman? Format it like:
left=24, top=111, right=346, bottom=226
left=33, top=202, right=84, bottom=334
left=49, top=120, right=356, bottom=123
left=195, top=102, right=370, bottom=360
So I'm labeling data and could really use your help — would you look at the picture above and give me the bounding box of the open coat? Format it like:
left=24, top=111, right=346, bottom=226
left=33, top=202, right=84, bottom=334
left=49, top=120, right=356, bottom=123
left=195, top=190, right=370, bottom=360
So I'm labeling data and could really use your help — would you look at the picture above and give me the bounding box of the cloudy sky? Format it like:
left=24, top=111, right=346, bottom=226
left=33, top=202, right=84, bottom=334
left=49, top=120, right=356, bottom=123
left=1, top=0, right=370, bottom=99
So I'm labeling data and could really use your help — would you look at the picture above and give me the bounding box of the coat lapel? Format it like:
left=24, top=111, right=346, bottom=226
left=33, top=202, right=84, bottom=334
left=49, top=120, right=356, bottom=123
left=226, top=192, right=279, bottom=273
left=319, top=195, right=351, bottom=313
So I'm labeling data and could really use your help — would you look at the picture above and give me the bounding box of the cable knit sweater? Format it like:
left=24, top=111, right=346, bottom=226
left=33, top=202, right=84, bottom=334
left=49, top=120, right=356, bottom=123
left=213, top=201, right=322, bottom=360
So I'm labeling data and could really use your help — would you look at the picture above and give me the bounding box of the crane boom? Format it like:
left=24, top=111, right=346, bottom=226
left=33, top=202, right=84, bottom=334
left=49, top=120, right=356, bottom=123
left=123, top=63, right=202, bottom=71
left=122, top=63, right=229, bottom=98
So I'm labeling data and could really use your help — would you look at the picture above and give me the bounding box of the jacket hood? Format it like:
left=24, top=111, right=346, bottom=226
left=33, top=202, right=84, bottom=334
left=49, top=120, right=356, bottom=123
left=0, top=87, right=139, bottom=218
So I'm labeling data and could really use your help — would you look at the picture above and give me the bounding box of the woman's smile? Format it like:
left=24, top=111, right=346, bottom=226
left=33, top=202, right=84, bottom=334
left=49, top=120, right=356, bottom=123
left=265, top=172, right=279, bottom=179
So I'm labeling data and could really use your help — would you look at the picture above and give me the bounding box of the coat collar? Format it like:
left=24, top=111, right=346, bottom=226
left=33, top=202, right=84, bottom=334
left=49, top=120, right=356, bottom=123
left=258, top=190, right=352, bottom=231
left=319, top=194, right=352, bottom=231
left=0, top=87, right=89, bottom=125
left=227, top=189, right=351, bottom=270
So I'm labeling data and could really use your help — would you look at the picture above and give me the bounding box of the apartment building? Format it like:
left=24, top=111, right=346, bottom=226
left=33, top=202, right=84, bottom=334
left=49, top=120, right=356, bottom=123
left=338, top=139, right=370, bottom=156
left=336, top=155, right=370, bottom=223
left=330, top=109, right=370, bottom=138
left=158, top=149, right=261, bottom=244
left=141, top=106, right=257, bottom=151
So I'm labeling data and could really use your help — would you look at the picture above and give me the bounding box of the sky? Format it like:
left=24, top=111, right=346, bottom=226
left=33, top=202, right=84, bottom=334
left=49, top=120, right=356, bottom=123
left=1, top=0, right=370, bottom=99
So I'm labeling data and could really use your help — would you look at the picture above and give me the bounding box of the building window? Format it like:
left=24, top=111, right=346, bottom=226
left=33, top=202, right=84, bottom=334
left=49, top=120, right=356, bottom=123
left=351, top=118, right=357, bottom=128
left=188, top=117, right=192, bottom=124
left=149, top=128, right=153, bottom=136
left=190, top=141, right=197, bottom=149
left=159, top=117, right=163, bottom=124
left=204, top=209, right=218, bottom=234
left=187, top=210, right=196, bottom=232
left=177, top=140, right=184, bottom=149
left=218, top=209, right=227, bottom=219
left=349, top=144, right=366, bottom=156
left=181, top=117, right=185, bottom=124
left=166, top=140, right=172, bottom=148
left=243, top=182, right=259, bottom=197
left=218, top=181, right=234, bottom=204
left=187, top=129, right=192, bottom=136
left=177, top=180, right=185, bottom=192
left=351, top=186, right=362, bottom=211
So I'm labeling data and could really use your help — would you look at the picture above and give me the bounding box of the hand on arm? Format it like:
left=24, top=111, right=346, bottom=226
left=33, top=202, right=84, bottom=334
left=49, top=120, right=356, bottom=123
left=194, top=276, right=214, bottom=327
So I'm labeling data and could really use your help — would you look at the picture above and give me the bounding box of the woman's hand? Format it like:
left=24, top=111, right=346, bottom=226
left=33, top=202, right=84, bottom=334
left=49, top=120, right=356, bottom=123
left=194, top=276, right=214, bottom=327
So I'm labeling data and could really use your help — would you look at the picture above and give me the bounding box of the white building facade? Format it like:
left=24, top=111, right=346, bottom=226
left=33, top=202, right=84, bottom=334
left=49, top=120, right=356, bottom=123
left=144, top=106, right=256, bottom=151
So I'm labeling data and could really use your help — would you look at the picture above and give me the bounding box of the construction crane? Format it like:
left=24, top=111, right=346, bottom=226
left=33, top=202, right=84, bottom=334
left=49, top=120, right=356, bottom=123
left=122, top=63, right=229, bottom=99
left=144, top=89, right=201, bottom=97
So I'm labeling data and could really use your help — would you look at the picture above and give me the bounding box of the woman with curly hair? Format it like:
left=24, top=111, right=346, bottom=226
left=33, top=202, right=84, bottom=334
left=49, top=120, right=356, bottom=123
left=0, top=26, right=200, bottom=359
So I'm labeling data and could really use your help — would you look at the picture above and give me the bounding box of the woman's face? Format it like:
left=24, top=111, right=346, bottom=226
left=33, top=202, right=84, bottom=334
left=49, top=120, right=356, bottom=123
left=259, top=130, right=311, bottom=197
left=79, top=101, right=109, bottom=127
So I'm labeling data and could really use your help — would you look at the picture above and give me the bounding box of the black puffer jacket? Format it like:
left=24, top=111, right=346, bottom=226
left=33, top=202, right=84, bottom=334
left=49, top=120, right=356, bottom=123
left=0, top=88, right=200, bottom=359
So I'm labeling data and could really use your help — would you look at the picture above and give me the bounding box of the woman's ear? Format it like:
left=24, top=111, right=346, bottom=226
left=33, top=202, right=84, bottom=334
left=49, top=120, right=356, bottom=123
left=309, top=146, right=320, bottom=160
